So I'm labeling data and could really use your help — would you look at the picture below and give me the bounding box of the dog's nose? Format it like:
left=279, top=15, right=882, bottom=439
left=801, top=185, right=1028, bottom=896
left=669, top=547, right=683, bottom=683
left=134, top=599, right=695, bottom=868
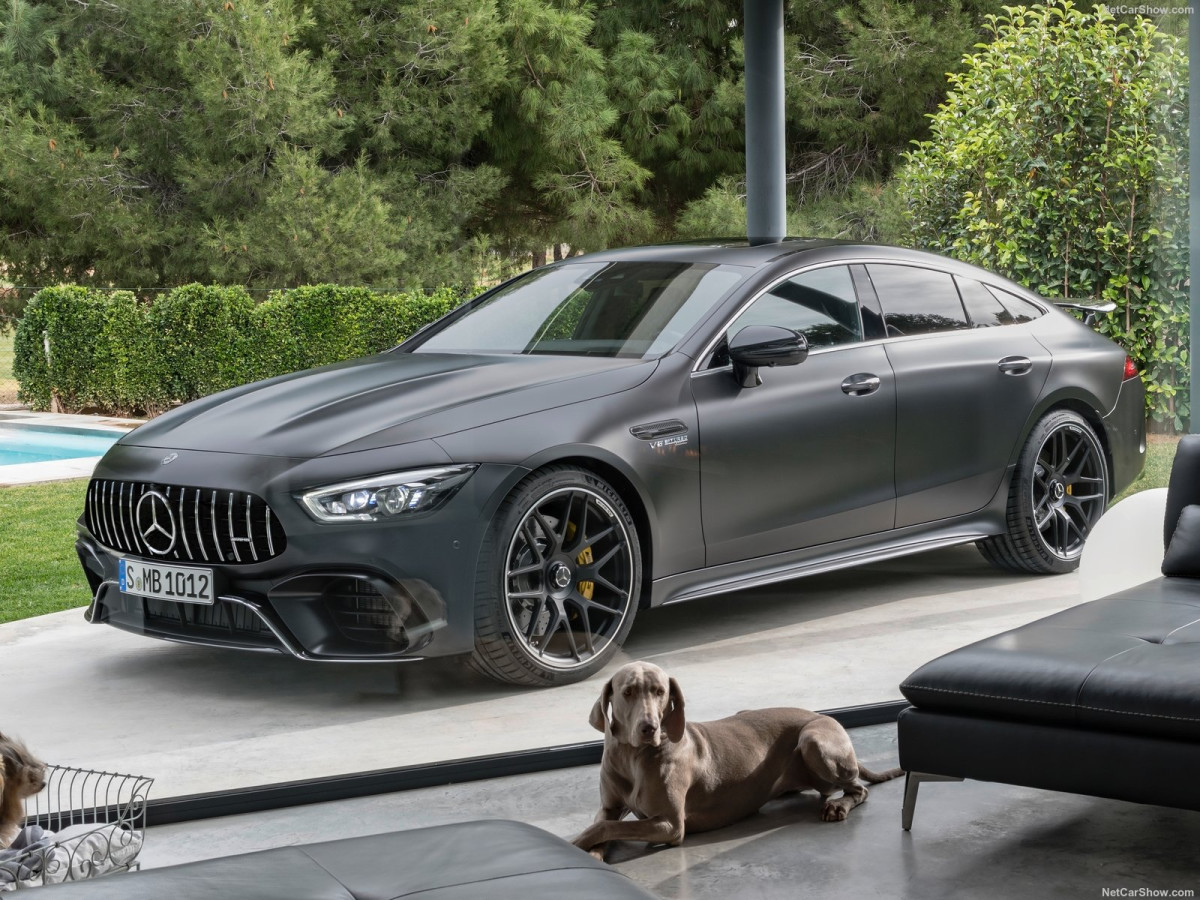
left=639, top=720, right=658, bottom=739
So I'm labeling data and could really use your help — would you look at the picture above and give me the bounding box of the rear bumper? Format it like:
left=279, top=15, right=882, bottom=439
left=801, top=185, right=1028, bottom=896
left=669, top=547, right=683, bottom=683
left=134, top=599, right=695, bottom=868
left=1102, top=374, right=1146, bottom=496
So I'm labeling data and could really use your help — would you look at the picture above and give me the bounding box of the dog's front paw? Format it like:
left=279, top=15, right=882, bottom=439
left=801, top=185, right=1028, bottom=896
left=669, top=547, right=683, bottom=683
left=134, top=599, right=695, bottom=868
left=821, top=802, right=850, bottom=822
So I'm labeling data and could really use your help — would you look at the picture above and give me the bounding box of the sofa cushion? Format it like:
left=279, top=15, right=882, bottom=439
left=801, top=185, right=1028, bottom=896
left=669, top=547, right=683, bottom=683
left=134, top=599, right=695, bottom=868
left=900, top=577, right=1200, bottom=741
left=38, top=820, right=657, bottom=900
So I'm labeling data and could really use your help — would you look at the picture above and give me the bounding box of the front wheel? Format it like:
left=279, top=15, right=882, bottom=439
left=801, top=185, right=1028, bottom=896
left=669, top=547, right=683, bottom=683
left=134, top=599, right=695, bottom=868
left=469, top=466, right=642, bottom=686
left=978, top=410, right=1109, bottom=575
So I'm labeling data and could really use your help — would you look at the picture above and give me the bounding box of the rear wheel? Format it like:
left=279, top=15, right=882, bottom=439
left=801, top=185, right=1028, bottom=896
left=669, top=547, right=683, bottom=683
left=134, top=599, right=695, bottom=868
left=978, top=410, right=1109, bottom=575
left=469, top=466, right=642, bottom=686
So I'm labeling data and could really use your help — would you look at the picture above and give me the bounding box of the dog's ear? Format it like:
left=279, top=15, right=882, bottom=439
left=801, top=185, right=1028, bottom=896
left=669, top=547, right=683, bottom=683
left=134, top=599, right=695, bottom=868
left=589, top=678, right=614, bottom=734
left=664, top=677, right=686, bottom=742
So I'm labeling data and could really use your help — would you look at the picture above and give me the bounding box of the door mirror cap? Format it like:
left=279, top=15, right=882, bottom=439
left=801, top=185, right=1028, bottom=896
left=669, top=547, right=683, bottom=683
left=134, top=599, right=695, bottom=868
left=728, top=325, right=809, bottom=388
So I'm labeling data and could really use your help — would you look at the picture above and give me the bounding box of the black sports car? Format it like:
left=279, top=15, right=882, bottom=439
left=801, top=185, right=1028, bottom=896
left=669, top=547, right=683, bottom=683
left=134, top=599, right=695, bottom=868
left=76, top=240, right=1146, bottom=685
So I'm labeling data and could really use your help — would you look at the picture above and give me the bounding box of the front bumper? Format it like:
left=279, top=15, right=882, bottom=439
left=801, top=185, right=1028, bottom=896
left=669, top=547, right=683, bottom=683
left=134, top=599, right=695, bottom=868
left=76, top=444, right=526, bottom=662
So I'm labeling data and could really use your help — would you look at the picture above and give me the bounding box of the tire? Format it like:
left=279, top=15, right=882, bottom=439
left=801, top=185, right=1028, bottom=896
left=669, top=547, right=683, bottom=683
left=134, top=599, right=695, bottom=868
left=978, top=409, right=1110, bottom=575
left=469, top=466, right=642, bottom=687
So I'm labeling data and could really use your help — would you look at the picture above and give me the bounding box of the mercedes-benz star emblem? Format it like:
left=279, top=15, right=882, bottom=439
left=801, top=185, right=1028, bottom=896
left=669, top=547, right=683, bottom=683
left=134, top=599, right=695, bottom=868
left=136, top=491, right=177, bottom=556
left=161, top=453, right=178, bottom=466
left=550, top=562, right=572, bottom=590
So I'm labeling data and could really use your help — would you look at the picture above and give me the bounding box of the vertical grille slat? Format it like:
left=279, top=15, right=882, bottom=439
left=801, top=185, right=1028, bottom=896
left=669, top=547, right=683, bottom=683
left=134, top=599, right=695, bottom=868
left=117, top=484, right=132, bottom=552
left=101, top=480, right=115, bottom=549
left=82, top=479, right=286, bottom=564
left=87, top=482, right=101, bottom=545
left=210, top=490, right=222, bottom=562
left=103, top=481, right=117, bottom=549
left=176, top=488, right=192, bottom=560
left=193, top=490, right=208, bottom=562
left=129, top=484, right=145, bottom=557
left=244, top=495, right=258, bottom=562
left=227, top=492, right=241, bottom=563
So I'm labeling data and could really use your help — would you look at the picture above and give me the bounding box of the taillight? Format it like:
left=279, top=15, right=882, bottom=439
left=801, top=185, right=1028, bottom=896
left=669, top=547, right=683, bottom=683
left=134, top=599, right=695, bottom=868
left=1123, top=355, right=1139, bottom=380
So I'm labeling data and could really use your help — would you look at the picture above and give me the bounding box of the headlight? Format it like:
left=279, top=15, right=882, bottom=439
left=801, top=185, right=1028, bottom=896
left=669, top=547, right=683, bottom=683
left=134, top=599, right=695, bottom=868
left=299, top=465, right=477, bottom=523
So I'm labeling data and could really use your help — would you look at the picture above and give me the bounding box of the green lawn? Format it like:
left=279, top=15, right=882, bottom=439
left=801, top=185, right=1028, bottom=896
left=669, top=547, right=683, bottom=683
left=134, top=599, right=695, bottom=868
left=0, top=330, right=17, bottom=405
left=0, top=479, right=93, bottom=624
left=0, top=434, right=1181, bottom=626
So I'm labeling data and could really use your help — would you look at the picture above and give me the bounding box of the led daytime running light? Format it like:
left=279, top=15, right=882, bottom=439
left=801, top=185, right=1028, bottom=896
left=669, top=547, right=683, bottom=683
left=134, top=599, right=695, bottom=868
left=300, top=465, right=477, bottom=523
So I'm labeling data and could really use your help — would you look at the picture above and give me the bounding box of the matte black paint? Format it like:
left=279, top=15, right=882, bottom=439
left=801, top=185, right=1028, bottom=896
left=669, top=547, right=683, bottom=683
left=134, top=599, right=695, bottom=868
left=78, top=240, right=1146, bottom=666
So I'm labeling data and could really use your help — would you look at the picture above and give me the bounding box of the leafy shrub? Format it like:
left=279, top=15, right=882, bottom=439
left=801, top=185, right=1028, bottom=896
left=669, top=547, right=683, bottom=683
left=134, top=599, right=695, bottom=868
left=146, top=285, right=256, bottom=403
left=899, top=3, right=1188, bottom=430
left=14, top=284, right=463, bottom=415
left=12, top=286, right=156, bottom=414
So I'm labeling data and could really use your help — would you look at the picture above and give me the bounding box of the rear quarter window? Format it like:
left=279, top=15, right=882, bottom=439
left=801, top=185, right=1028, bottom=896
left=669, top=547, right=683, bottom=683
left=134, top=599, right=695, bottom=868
left=985, top=285, right=1045, bottom=323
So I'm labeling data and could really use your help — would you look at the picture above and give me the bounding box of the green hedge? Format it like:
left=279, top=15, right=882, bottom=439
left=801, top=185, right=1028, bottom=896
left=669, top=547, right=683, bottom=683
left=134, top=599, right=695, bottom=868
left=14, top=284, right=461, bottom=415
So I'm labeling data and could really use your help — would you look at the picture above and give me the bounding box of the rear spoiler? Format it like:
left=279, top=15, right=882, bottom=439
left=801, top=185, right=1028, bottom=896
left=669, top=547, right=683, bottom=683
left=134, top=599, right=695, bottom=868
left=1054, top=298, right=1116, bottom=328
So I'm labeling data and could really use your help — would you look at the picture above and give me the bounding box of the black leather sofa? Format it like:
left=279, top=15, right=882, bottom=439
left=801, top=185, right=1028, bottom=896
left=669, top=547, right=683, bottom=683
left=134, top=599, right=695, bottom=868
left=898, top=435, right=1200, bottom=828
left=37, top=820, right=657, bottom=899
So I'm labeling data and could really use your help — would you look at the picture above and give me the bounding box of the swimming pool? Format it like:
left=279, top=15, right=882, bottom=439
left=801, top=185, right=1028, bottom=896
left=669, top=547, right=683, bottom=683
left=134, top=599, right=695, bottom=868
left=0, top=423, right=123, bottom=466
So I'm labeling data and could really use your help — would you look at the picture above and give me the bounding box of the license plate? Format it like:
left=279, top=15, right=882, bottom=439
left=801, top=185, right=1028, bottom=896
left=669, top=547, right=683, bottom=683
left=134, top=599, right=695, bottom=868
left=120, top=558, right=214, bottom=605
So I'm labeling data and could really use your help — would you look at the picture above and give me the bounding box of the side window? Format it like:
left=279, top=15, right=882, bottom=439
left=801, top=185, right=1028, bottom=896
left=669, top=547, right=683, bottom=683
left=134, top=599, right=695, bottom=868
left=956, top=277, right=1013, bottom=328
left=723, top=266, right=863, bottom=351
left=867, top=264, right=969, bottom=337
left=986, top=286, right=1045, bottom=323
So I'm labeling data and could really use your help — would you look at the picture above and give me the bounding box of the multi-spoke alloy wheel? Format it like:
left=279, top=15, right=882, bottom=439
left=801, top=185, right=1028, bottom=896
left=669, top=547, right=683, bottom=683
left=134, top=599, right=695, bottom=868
left=978, top=410, right=1109, bottom=575
left=471, top=466, right=642, bottom=686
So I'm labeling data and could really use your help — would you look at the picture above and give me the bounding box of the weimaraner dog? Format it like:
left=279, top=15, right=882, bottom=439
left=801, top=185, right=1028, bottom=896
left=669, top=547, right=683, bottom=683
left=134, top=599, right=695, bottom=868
left=572, top=661, right=903, bottom=858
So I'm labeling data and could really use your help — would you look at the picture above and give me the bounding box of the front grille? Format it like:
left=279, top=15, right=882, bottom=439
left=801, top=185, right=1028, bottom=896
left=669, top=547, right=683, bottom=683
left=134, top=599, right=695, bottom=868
left=85, top=479, right=287, bottom=564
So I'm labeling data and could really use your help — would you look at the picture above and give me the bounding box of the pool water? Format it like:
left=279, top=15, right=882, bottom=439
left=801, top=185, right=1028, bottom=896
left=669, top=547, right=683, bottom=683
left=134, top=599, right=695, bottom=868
left=0, top=424, right=122, bottom=466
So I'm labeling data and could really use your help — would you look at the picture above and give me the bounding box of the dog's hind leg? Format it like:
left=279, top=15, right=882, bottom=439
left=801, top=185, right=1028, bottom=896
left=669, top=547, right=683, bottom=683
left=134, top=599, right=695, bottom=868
left=797, top=720, right=870, bottom=822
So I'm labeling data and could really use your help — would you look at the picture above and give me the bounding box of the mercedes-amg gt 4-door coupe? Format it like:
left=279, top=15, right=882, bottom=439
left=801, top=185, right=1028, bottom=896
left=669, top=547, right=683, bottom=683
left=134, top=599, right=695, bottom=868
left=77, top=240, right=1145, bottom=685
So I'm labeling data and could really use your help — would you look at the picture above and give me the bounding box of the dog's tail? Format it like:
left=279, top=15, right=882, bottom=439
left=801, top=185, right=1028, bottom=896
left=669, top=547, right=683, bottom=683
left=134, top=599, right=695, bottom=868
left=858, top=765, right=904, bottom=784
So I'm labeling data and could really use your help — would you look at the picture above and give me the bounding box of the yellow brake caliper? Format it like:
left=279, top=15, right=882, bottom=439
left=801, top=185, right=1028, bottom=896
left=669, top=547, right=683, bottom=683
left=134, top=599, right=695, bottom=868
left=576, top=546, right=595, bottom=600
left=565, top=522, right=595, bottom=600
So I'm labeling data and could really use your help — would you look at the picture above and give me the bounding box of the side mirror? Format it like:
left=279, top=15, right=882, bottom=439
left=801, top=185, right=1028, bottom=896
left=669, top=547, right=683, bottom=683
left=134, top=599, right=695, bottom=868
left=728, top=325, right=809, bottom=388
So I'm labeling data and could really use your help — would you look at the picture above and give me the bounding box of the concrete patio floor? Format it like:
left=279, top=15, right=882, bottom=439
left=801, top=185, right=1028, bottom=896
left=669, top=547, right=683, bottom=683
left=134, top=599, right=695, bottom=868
left=3, top=544, right=1092, bottom=799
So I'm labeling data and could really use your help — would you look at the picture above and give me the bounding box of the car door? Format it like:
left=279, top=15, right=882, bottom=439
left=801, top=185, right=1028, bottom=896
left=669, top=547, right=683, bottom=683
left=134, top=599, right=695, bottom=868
left=690, top=265, right=896, bottom=566
left=863, top=264, right=1052, bottom=528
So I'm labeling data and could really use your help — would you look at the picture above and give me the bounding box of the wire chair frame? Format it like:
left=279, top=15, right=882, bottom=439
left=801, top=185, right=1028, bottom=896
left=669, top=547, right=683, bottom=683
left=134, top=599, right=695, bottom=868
left=5, top=764, right=153, bottom=890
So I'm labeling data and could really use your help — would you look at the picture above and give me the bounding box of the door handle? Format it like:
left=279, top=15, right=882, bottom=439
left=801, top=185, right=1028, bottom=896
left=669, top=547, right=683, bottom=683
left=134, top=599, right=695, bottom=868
left=841, top=373, right=881, bottom=396
left=998, top=356, right=1033, bottom=376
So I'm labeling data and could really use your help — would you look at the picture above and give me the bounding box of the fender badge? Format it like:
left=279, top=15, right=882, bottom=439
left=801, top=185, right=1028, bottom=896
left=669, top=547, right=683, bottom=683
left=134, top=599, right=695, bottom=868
left=649, top=435, right=689, bottom=450
left=161, top=453, right=179, bottom=466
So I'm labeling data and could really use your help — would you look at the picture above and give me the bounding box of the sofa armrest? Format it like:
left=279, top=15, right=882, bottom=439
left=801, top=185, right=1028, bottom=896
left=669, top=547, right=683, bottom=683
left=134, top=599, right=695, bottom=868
left=1163, top=434, right=1200, bottom=551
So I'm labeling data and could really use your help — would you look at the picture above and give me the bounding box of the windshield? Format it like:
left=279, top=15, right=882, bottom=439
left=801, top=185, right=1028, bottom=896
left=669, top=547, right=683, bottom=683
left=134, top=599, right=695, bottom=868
left=414, top=261, right=747, bottom=359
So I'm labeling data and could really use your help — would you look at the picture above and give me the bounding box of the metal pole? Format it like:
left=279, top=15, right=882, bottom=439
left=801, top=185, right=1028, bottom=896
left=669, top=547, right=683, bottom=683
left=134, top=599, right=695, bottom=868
left=1190, top=12, right=1199, bottom=431
left=744, top=0, right=787, bottom=245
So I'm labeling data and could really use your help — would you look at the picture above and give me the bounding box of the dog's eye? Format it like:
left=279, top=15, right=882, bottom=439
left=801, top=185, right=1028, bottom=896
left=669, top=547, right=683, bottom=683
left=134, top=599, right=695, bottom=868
left=654, top=687, right=665, bottom=696
left=623, top=688, right=633, bottom=698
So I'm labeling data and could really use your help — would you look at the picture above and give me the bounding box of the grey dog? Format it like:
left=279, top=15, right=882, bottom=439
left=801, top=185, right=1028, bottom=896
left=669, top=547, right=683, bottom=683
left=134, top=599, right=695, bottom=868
left=573, top=661, right=903, bottom=858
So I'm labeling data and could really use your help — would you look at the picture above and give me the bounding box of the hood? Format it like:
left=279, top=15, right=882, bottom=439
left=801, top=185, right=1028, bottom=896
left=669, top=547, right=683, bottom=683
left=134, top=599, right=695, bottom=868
left=122, top=351, right=658, bottom=458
